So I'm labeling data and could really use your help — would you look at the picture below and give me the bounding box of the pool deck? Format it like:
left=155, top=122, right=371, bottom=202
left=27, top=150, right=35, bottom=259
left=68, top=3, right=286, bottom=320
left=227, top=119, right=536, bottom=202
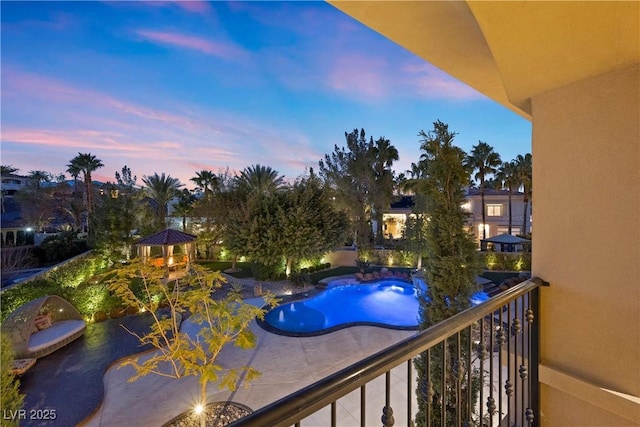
left=82, top=318, right=415, bottom=426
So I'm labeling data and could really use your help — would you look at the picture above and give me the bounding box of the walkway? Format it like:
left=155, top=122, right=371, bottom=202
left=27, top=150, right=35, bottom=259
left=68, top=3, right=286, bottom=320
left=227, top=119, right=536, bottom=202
left=18, top=314, right=155, bottom=427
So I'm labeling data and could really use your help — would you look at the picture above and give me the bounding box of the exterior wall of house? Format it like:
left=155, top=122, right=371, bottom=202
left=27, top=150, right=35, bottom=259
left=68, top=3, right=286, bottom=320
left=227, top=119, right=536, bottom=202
left=465, top=191, right=530, bottom=240
left=0, top=174, right=28, bottom=197
left=382, top=191, right=531, bottom=244
left=533, top=64, right=639, bottom=425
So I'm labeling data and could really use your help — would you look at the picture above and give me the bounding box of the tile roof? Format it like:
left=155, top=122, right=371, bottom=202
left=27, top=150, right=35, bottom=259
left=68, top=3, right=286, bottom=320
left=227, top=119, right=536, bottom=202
left=135, top=228, right=197, bottom=246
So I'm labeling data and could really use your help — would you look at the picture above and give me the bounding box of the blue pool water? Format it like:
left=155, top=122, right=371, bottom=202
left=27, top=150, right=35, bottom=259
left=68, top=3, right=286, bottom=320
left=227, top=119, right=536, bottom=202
left=261, top=278, right=490, bottom=336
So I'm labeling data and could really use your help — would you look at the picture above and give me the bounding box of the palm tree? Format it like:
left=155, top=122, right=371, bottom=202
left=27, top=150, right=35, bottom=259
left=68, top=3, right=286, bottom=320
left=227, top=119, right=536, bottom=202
left=1, top=165, right=19, bottom=175
left=236, top=164, right=285, bottom=196
left=171, top=189, right=194, bottom=231
left=465, top=142, right=502, bottom=239
left=27, top=170, right=50, bottom=190
left=190, top=170, right=219, bottom=199
left=67, top=153, right=104, bottom=215
left=142, top=172, right=183, bottom=230
left=372, top=137, right=399, bottom=243
left=66, top=161, right=82, bottom=195
left=515, top=153, right=533, bottom=235
left=494, top=160, right=519, bottom=235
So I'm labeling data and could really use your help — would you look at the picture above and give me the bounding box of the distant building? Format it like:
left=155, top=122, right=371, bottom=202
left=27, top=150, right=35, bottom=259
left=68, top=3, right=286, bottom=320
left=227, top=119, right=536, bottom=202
left=381, top=189, right=532, bottom=244
left=1, top=173, right=29, bottom=198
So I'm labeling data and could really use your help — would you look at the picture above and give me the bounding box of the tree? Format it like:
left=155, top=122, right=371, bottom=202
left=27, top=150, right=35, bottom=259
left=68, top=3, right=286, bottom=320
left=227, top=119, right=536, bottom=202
left=190, top=170, right=219, bottom=199
left=0, top=165, right=19, bottom=175
left=1, top=333, right=24, bottom=427
left=142, top=173, right=183, bottom=230
left=107, top=262, right=277, bottom=426
left=465, top=142, right=502, bottom=240
left=67, top=153, right=104, bottom=232
left=27, top=170, right=50, bottom=190
left=235, top=164, right=285, bottom=196
left=66, top=161, right=82, bottom=195
left=15, top=171, right=57, bottom=232
left=279, top=173, right=349, bottom=276
left=413, top=121, right=482, bottom=426
left=90, top=166, right=142, bottom=261
left=515, top=153, right=533, bottom=235
left=319, top=129, right=376, bottom=249
left=224, top=170, right=349, bottom=280
left=494, top=160, right=520, bottom=235
left=371, top=137, right=399, bottom=244
left=171, top=189, right=195, bottom=231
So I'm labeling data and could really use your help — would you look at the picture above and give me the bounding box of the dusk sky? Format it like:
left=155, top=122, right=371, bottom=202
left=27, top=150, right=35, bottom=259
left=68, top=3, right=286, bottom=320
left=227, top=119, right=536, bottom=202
left=1, top=1, right=532, bottom=188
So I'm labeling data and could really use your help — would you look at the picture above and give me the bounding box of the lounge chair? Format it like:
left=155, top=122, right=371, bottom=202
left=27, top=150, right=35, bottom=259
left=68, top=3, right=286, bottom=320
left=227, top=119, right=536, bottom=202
left=1, top=295, right=86, bottom=359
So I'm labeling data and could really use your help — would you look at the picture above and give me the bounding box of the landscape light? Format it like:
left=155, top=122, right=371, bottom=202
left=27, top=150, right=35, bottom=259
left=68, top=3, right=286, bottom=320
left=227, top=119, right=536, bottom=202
left=193, top=403, right=204, bottom=415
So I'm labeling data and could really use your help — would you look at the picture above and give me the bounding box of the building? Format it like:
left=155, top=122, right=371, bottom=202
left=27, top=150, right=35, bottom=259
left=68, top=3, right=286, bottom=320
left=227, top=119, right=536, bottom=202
left=465, top=188, right=530, bottom=239
left=1, top=173, right=29, bottom=199
left=307, top=2, right=640, bottom=425
left=382, top=189, right=531, bottom=244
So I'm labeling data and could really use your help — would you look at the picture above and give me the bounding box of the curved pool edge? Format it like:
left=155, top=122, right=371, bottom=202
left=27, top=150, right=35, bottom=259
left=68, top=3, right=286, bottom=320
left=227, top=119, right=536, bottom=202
left=256, top=314, right=419, bottom=338
left=257, top=277, right=420, bottom=337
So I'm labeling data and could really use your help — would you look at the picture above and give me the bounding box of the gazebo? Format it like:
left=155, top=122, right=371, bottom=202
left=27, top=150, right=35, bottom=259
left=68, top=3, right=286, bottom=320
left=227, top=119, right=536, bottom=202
left=480, top=233, right=531, bottom=252
left=135, top=229, right=197, bottom=272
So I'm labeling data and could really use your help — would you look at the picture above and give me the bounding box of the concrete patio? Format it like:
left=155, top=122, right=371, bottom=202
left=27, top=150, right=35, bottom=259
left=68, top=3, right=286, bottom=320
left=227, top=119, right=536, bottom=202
left=82, top=319, right=415, bottom=426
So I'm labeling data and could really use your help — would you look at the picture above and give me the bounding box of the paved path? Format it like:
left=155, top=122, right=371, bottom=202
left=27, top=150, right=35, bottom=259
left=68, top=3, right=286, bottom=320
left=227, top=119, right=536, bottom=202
left=18, top=314, right=155, bottom=427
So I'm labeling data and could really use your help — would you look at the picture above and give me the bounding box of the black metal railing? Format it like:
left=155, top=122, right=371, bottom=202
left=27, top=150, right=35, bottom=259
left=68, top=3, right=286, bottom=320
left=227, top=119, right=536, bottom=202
left=231, top=277, right=548, bottom=427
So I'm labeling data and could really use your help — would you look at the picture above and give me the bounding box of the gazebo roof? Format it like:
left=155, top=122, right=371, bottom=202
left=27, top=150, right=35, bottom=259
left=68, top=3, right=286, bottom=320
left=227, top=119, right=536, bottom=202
left=135, top=229, right=197, bottom=246
left=481, top=233, right=530, bottom=244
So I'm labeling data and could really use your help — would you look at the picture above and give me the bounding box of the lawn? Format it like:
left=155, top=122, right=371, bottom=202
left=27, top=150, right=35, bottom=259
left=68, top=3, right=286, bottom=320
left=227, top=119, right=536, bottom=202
left=195, top=261, right=255, bottom=278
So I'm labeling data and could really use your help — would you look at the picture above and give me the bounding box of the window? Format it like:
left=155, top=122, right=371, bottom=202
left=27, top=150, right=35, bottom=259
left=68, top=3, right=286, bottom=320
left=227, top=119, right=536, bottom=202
left=487, top=204, right=503, bottom=217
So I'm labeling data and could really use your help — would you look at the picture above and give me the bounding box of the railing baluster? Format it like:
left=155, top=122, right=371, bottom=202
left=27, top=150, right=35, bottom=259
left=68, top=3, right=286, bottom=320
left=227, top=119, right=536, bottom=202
left=456, top=331, right=461, bottom=427
left=426, top=348, right=431, bottom=426
left=467, top=325, right=472, bottom=424
left=407, top=360, right=412, bottom=427
left=514, top=299, right=520, bottom=427
left=498, top=305, right=504, bottom=425
left=361, top=384, right=366, bottom=427
left=479, top=317, right=484, bottom=426
left=521, top=295, right=527, bottom=426
left=526, top=292, right=534, bottom=424
left=488, top=312, right=495, bottom=426
left=382, top=371, right=395, bottom=427
left=441, top=341, right=446, bottom=426
left=331, top=401, right=336, bottom=427
left=506, top=302, right=513, bottom=426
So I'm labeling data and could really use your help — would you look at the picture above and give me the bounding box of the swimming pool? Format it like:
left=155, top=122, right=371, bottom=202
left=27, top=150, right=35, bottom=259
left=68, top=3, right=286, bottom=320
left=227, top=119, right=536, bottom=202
left=260, top=278, right=490, bottom=336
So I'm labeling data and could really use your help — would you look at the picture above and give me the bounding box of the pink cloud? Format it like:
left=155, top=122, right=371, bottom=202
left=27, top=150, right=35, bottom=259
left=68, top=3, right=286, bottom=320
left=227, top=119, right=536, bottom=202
left=135, top=30, right=248, bottom=62
left=1, top=128, right=144, bottom=152
left=325, top=54, right=390, bottom=98
left=401, top=61, right=484, bottom=101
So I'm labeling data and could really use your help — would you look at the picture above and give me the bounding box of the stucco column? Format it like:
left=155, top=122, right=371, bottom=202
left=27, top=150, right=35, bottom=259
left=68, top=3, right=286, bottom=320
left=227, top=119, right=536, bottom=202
left=532, top=64, right=639, bottom=426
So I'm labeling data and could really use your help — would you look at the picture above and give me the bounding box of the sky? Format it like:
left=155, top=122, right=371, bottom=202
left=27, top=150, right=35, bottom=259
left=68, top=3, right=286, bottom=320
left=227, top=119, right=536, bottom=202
left=1, top=1, right=532, bottom=189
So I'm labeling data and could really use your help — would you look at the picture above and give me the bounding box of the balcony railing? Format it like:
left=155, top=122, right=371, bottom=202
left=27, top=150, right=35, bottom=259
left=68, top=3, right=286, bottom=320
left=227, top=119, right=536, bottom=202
left=231, top=277, right=548, bottom=427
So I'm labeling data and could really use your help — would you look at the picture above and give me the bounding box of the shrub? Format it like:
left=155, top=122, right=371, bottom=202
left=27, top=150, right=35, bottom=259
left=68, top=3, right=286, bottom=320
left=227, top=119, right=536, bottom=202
left=0, top=253, right=112, bottom=321
left=1, top=332, right=24, bottom=426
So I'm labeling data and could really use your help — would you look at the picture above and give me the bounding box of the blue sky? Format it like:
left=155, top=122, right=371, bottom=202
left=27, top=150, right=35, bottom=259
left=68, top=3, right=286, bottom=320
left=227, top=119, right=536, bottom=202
left=1, top=1, right=531, bottom=188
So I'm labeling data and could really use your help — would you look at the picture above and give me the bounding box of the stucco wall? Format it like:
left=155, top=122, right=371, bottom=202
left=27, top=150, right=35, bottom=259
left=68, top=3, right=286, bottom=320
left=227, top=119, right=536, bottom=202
left=323, top=249, right=358, bottom=267
left=532, top=64, right=640, bottom=425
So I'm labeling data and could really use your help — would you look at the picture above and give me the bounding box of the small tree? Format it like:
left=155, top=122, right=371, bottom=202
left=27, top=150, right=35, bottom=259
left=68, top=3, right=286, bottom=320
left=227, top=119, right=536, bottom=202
left=413, top=121, right=483, bottom=426
left=1, top=332, right=24, bottom=427
left=107, top=262, right=278, bottom=424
